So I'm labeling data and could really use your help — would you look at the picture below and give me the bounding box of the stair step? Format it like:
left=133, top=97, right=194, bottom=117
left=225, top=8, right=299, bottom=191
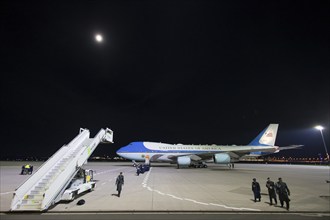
left=17, top=204, right=42, bottom=210
left=50, top=169, right=60, bottom=173
left=26, top=194, right=44, bottom=200
left=31, top=190, right=45, bottom=195
left=21, top=199, right=42, bottom=205
left=38, top=182, right=48, bottom=186
left=34, top=186, right=45, bottom=191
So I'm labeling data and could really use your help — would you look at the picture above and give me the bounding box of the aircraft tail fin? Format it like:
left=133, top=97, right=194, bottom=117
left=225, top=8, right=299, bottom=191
left=248, top=124, right=279, bottom=146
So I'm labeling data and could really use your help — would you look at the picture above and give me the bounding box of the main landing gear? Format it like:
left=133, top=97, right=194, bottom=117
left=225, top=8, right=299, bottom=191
left=228, top=163, right=235, bottom=169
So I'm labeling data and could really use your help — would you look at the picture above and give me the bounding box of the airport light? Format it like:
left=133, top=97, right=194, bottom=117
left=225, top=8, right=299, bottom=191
left=315, top=125, right=329, bottom=163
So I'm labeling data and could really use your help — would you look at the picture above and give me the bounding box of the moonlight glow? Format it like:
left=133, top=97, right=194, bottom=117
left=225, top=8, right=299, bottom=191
left=95, top=34, right=103, bottom=42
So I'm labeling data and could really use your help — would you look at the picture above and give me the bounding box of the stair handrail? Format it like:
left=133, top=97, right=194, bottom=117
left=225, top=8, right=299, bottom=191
left=10, top=129, right=90, bottom=211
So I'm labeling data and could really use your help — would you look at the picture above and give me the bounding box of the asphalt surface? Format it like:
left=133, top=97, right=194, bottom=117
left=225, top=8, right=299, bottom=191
left=1, top=161, right=329, bottom=219
left=1, top=212, right=329, bottom=220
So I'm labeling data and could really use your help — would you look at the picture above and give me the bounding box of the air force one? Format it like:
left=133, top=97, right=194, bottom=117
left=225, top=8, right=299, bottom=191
left=116, top=124, right=302, bottom=168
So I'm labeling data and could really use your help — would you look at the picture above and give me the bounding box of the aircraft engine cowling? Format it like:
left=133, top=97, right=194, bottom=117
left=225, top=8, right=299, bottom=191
left=213, top=153, right=231, bottom=164
left=177, top=156, right=191, bottom=166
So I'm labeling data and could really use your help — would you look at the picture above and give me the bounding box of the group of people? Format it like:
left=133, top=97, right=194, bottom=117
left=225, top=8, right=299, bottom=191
left=252, top=177, right=291, bottom=210
left=136, top=163, right=150, bottom=176
left=20, top=164, right=33, bottom=175
left=114, top=172, right=291, bottom=211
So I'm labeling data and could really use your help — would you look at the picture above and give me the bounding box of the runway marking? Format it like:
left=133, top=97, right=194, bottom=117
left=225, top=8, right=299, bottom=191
left=141, top=167, right=260, bottom=211
left=184, top=198, right=197, bottom=202
left=93, top=167, right=134, bottom=190
left=0, top=191, right=14, bottom=195
left=94, top=167, right=123, bottom=176
left=142, top=167, right=152, bottom=188
left=154, top=190, right=165, bottom=195
left=95, top=167, right=135, bottom=186
left=94, top=170, right=112, bottom=176
left=166, top=194, right=183, bottom=200
left=193, top=201, right=209, bottom=205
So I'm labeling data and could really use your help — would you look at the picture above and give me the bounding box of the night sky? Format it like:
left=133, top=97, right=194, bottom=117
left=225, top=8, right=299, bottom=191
left=1, top=1, right=329, bottom=159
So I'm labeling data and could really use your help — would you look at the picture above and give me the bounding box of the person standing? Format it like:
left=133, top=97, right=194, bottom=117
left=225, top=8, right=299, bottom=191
left=136, top=164, right=141, bottom=176
left=115, top=172, right=124, bottom=197
left=252, top=178, right=261, bottom=202
left=266, top=177, right=277, bottom=205
left=20, top=165, right=25, bottom=175
left=276, top=177, right=290, bottom=210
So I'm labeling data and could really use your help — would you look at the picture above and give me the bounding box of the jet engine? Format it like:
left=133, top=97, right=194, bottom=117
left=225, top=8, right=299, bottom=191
left=177, top=156, right=191, bottom=166
left=213, top=153, right=231, bottom=164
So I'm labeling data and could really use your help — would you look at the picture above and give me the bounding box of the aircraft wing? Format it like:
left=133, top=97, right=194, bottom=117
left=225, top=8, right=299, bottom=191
left=168, top=145, right=278, bottom=161
left=240, top=144, right=304, bottom=159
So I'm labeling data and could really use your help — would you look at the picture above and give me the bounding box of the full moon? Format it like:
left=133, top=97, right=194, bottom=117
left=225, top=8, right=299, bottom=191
left=95, top=34, right=103, bottom=42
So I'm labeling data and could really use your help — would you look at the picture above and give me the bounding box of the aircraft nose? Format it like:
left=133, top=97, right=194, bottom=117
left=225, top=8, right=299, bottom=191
left=116, top=145, right=131, bottom=159
left=116, top=148, right=123, bottom=155
left=116, top=145, right=127, bottom=156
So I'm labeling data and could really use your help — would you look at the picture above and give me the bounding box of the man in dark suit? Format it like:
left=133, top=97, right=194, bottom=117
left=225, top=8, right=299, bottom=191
left=276, top=177, right=291, bottom=210
left=266, top=177, right=277, bottom=205
left=115, top=172, right=124, bottom=197
left=252, top=178, right=261, bottom=202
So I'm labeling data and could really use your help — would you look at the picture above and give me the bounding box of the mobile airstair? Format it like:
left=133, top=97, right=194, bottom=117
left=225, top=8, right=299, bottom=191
left=10, top=128, right=113, bottom=211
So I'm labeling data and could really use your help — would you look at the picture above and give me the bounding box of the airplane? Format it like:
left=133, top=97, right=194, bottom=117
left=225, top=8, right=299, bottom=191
left=116, top=124, right=302, bottom=168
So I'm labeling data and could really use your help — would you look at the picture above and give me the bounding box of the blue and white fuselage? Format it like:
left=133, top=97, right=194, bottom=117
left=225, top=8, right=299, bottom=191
left=116, top=141, right=278, bottom=162
left=117, top=124, right=302, bottom=168
left=115, top=124, right=303, bottom=168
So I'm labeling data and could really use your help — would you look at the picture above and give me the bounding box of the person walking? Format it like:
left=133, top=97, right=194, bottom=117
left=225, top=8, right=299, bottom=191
left=276, top=177, right=290, bottom=210
left=252, top=178, right=261, bottom=202
left=115, top=172, right=124, bottom=197
left=266, top=177, right=277, bottom=205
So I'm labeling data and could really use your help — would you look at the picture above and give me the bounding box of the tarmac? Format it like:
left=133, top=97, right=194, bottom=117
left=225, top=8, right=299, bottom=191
left=1, top=161, right=329, bottom=214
